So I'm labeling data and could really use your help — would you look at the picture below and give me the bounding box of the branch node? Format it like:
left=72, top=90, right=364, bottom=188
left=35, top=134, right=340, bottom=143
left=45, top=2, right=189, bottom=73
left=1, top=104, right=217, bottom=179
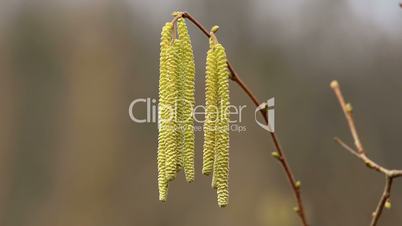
left=345, top=103, right=353, bottom=113
left=365, top=161, right=374, bottom=169
left=385, top=200, right=392, bottom=209
left=271, top=151, right=281, bottom=160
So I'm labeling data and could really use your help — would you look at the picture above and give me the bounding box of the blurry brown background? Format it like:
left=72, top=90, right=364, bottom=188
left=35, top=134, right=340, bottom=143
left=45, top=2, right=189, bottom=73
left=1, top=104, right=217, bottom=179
left=1, top=0, right=402, bottom=225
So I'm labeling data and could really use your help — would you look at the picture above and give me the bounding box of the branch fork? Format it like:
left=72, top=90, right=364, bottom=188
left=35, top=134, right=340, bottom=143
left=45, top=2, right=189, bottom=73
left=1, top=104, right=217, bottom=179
left=331, top=80, right=402, bottom=226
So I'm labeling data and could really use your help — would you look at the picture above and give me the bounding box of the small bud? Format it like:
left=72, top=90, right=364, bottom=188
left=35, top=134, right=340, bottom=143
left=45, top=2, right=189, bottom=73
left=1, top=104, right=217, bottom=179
left=385, top=200, right=392, bottom=209
left=372, top=212, right=377, bottom=217
left=211, top=25, right=219, bottom=33
left=345, top=103, right=353, bottom=113
left=272, top=151, right=280, bottom=159
left=295, top=180, right=301, bottom=189
left=293, top=206, right=300, bottom=212
left=365, top=161, right=374, bottom=169
left=330, top=80, right=339, bottom=89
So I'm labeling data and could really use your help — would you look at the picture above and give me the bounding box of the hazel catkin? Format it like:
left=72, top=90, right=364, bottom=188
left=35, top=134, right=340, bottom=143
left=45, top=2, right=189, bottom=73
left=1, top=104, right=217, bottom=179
left=158, top=17, right=197, bottom=201
left=157, top=22, right=173, bottom=201
left=177, top=18, right=195, bottom=182
left=164, top=39, right=182, bottom=182
left=202, top=36, right=230, bottom=207
left=158, top=16, right=230, bottom=207
left=202, top=41, right=218, bottom=176
left=214, top=43, right=230, bottom=207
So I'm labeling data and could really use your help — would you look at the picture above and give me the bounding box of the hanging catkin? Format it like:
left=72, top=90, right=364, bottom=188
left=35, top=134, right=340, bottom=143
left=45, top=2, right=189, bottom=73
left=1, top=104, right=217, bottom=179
left=175, top=35, right=185, bottom=173
left=158, top=22, right=173, bottom=201
left=177, top=18, right=195, bottom=182
left=202, top=33, right=230, bottom=207
left=202, top=40, right=218, bottom=176
left=158, top=16, right=230, bottom=207
left=214, top=43, right=230, bottom=207
left=164, top=39, right=181, bottom=182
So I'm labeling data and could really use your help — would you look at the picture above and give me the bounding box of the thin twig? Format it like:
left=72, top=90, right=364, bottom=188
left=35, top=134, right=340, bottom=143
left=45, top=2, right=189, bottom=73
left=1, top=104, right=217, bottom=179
left=179, top=12, right=309, bottom=226
left=330, top=81, right=364, bottom=154
left=334, top=137, right=361, bottom=159
left=170, top=12, right=183, bottom=40
left=371, top=176, right=393, bottom=226
left=331, top=80, right=402, bottom=226
left=334, top=137, right=402, bottom=177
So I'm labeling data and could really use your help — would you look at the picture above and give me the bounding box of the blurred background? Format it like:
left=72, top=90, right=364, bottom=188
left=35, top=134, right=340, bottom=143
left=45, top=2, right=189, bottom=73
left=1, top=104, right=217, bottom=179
left=1, top=0, right=402, bottom=225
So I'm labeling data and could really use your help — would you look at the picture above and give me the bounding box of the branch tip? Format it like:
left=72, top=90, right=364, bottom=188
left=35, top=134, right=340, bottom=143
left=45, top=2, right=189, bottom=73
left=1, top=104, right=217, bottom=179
left=211, top=25, right=219, bottom=33
left=330, top=80, right=339, bottom=89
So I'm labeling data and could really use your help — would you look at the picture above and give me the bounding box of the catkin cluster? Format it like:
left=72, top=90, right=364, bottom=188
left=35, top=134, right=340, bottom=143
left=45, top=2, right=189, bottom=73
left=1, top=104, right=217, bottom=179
left=202, top=35, right=230, bottom=207
left=158, top=18, right=195, bottom=202
left=158, top=16, right=230, bottom=207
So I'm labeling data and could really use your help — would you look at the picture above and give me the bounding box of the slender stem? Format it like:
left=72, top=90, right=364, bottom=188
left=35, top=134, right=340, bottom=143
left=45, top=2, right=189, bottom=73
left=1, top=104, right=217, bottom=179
left=170, top=13, right=183, bottom=40
left=334, top=137, right=402, bottom=177
left=228, top=67, right=267, bottom=120
left=331, top=80, right=402, bottom=226
left=209, top=29, right=219, bottom=46
left=330, top=81, right=364, bottom=154
left=371, top=176, right=393, bottom=226
left=181, top=11, right=309, bottom=226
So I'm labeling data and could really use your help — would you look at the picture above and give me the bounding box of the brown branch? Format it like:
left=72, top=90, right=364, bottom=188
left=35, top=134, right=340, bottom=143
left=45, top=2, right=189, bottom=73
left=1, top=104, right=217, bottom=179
left=170, top=12, right=184, bottom=40
left=334, top=137, right=402, bottom=177
left=371, top=176, right=393, bottom=226
left=180, top=12, right=309, bottom=226
left=330, top=81, right=364, bottom=154
left=331, top=80, right=402, bottom=226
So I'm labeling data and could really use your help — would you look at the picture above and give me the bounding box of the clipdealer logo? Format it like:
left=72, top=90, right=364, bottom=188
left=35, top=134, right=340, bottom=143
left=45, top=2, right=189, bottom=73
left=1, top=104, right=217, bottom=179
left=128, top=97, right=275, bottom=133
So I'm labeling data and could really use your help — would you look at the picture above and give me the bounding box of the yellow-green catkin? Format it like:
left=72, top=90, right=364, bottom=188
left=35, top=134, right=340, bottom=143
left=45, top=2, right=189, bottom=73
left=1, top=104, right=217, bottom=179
left=158, top=22, right=173, bottom=202
left=203, top=40, right=218, bottom=176
left=158, top=17, right=229, bottom=206
left=175, top=37, right=185, bottom=174
left=214, top=43, right=230, bottom=207
left=177, top=18, right=195, bottom=182
left=164, top=39, right=181, bottom=182
left=210, top=42, right=219, bottom=190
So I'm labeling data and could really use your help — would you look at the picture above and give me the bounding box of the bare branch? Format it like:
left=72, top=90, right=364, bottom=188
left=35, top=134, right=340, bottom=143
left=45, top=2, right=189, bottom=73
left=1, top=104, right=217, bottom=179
left=331, top=80, right=402, bottom=226
left=334, top=137, right=361, bottom=159
left=330, top=81, right=364, bottom=154
left=371, top=176, right=393, bottom=226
